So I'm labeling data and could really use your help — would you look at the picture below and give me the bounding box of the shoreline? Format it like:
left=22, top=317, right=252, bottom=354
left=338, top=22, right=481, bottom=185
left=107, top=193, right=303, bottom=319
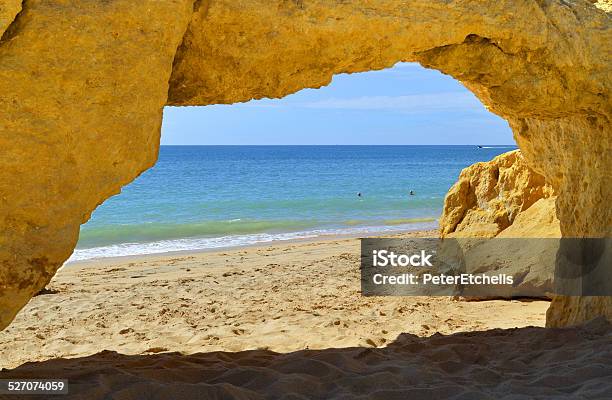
left=66, top=224, right=439, bottom=265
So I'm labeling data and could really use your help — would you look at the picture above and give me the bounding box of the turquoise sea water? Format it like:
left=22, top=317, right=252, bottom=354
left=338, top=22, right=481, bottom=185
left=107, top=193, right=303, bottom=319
left=70, top=145, right=515, bottom=261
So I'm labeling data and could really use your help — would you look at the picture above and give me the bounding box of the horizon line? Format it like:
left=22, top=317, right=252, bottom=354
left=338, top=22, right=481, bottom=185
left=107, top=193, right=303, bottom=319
left=159, top=144, right=518, bottom=146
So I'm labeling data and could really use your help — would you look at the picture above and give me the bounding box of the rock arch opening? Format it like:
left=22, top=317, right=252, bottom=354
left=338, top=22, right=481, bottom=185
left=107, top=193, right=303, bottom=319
left=0, top=0, right=609, bottom=330
left=70, top=62, right=514, bottom=262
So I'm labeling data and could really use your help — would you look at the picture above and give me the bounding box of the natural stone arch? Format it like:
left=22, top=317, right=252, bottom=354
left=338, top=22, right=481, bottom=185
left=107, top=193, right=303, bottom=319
left=0, top=0, right=610, bottom=330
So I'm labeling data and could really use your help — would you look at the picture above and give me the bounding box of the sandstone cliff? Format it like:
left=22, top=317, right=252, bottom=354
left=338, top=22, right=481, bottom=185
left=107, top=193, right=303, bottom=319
left=593, top=0, right=612, bottom=13
left=440, top=150, right=557, bottom=238
left=439, top=150, right=560, bottom=298
left=0, top=0, right=610, bottom=330
left=0, top=0, right=20, bottom=37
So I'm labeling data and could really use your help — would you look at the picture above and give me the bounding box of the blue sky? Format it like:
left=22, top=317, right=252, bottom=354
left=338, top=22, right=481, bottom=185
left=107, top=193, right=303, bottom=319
left=161, top=62, right=513, bottom=145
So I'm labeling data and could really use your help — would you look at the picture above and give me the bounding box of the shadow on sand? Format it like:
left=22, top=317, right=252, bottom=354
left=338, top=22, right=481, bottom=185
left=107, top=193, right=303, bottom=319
left=1, top=319, right=611, bottom=400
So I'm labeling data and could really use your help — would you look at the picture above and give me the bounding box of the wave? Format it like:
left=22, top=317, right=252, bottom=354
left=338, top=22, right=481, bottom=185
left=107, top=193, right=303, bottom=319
left=78, top=219, right=322, bottom=248
left=68, top=220, right=439, bottom=262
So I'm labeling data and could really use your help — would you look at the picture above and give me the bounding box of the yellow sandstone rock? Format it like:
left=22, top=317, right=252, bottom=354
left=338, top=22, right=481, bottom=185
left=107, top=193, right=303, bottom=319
left=0, top=0, right=195, bottom=330
left=440, top=150, right=556, bottom=238
left=440, top=151, right=561, bottom=298
left=0, top=0, right=610, bottom=330
left=0, top=0, right=20, bottom=37
left=547, top=296, right=612, bottom=328
left=593, top=0, right=612, bottom=13
left=497, top=197, right=561, bottom=239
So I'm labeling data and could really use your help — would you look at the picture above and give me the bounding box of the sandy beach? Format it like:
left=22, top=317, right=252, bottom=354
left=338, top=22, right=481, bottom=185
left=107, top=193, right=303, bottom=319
left=1, top=231, right=610, bottom=399
left=0, top=231, right=546, bottom=367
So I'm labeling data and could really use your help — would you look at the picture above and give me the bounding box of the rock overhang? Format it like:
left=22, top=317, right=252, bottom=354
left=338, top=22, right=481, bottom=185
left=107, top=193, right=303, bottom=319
left=0, top=0, right=610, bottom=330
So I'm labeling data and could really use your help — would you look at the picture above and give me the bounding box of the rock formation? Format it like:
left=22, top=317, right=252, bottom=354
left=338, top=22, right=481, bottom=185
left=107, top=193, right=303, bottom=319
left=440, top=150, right=557, bottom=238
left=439, top=150, right=560, bottom=298
left=0, top=0, right=610, bottom=330
left=0, top=0, right=20, bottom=35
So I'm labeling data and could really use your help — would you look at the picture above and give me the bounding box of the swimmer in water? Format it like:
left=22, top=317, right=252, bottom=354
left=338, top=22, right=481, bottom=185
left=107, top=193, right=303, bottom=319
left=409, top=190, right=415, bottom=196
left=357, top=192, right=362, bottom=198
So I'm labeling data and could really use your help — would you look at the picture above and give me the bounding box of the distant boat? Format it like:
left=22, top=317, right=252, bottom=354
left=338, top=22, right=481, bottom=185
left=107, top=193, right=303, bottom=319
left=477, top=145, right=483, bottom=148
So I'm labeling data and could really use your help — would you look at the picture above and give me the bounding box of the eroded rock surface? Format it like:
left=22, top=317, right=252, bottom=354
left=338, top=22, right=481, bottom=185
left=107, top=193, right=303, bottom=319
left=0, top=0, right=195, bottom=329
left=439, top=150, right=560, bottom=298
left=0, top=0, right=20, bottom=37
left=0, top=0, right=610, bottom=329
left=547, top=296, right=612, bottom=328
left=440, top=150, right=557, bottom=238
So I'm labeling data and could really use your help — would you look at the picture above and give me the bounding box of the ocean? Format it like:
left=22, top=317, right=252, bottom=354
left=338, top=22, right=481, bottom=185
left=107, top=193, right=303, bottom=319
left=69, top=145, right=515, bottom=261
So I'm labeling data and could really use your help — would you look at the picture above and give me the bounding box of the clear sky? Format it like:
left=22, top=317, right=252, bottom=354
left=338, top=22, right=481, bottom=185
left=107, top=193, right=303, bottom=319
left=161, top=62, right=514, bottom=145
